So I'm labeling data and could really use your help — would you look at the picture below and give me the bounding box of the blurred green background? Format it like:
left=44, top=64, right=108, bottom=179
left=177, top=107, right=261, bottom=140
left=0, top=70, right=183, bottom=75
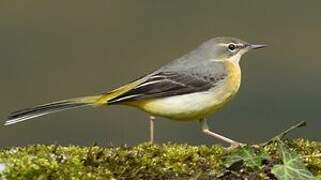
left=0, top=1, right=320, bottom=147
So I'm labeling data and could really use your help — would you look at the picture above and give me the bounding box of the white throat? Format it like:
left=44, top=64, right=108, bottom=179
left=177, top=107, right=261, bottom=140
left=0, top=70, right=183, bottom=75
left=228, top=53, right=242, bottom=64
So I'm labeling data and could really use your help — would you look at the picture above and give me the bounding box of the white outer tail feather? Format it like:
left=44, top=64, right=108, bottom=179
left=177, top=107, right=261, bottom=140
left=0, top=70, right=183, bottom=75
left=4, top=105, right=89, bottom=126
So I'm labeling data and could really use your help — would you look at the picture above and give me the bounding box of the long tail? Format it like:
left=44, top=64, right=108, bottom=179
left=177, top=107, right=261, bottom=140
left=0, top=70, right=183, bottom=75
left=4, top=95, right=105, bottom=126
left=5, top=80, right=142, bottom=126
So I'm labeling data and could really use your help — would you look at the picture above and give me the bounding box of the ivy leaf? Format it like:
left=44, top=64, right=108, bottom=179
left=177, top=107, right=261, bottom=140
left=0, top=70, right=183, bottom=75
left=225, top=146, right=269, bottom=169
left=272, top=142, right=315, bottom=180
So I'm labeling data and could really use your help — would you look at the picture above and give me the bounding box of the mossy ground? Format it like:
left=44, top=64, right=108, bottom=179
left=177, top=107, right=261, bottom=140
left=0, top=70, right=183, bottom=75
left=0, top=139, right=320, bottom=179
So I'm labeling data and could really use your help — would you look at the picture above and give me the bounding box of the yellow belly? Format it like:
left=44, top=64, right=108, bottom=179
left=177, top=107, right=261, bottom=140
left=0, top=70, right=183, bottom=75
left=129, top=61, right=241, bottom=121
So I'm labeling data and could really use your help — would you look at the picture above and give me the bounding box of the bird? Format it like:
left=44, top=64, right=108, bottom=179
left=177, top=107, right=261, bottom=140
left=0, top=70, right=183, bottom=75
left=5, top=37, right=267, bottom=146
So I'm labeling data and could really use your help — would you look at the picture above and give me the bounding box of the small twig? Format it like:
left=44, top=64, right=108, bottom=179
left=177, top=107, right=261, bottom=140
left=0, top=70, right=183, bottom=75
left=276, top=121, right=306, bottom=140
left=263, top=121, right=307, bottom=145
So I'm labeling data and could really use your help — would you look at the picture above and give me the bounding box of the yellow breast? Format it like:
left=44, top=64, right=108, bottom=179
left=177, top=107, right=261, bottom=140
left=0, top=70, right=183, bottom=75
left=224, top=61, right=241, bottom=97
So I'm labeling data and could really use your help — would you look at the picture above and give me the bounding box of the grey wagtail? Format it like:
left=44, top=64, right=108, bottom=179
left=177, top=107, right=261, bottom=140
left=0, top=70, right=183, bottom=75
left=5, top=37, right=266, bottom=145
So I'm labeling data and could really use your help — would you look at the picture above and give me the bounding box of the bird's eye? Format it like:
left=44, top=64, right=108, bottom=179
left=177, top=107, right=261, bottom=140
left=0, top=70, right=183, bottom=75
left=228, top=43, right=236, bottom=51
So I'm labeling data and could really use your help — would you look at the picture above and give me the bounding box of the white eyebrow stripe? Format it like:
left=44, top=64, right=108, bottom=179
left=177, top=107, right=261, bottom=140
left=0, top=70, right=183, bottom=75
left=217, top=43, right=244, bottom=47
left=217, top=43, right=228, bottom=47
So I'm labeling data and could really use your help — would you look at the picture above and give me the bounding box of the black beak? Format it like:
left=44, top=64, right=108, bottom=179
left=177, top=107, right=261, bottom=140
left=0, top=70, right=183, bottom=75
left=250, top=44, right=268, bottom=49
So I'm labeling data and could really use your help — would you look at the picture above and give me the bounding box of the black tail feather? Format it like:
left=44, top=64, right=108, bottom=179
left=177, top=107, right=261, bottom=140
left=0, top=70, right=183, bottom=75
left=5, top=101, right=88, bottom=126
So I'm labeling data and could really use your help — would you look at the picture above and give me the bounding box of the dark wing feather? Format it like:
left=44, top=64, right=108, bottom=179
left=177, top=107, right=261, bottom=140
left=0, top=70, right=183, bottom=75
left=108, top=71, right=227, bottom=104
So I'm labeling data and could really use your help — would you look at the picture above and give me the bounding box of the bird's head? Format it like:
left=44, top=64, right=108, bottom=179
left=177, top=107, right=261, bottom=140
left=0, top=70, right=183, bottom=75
left=200, top=37, right=267, bottom=63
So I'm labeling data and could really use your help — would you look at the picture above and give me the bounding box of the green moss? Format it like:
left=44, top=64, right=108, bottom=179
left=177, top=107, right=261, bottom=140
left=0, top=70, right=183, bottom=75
left=0, top=139, right=320, bottom=179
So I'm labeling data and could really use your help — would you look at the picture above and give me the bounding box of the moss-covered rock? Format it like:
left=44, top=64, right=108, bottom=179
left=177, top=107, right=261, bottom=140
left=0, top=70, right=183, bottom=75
left=0, top=139, right=320, bottom=179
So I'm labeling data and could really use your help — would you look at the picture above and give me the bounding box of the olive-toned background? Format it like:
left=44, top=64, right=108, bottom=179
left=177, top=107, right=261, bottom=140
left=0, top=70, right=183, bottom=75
left=1, top=1, right=320, bottom=147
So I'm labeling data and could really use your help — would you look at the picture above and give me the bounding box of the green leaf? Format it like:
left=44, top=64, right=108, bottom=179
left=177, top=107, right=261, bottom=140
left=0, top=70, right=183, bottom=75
left=272, top=142, right=315, bottom=180
left=225, top=146, right=268, bottom=169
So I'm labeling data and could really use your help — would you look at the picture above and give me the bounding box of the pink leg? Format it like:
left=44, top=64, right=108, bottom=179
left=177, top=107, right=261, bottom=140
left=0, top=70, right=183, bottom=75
left=149, top=116, right=155, bottom=143
left=200, top=118, right=242, bottom=146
